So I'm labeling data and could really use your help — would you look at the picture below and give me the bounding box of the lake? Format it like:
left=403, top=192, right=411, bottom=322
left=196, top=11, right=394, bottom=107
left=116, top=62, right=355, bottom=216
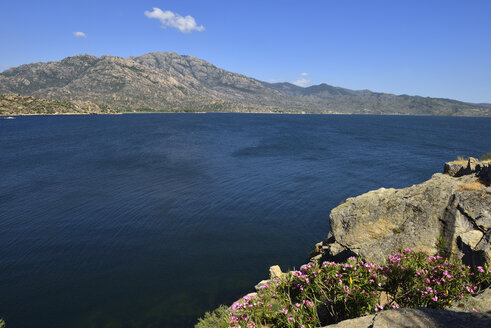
left=1, top=113, right=490, bottom=327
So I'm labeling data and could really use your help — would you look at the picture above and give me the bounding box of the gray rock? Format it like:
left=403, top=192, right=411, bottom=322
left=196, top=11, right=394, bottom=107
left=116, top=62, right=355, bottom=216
left=327, top=174, right=460, bottom=264
left=478, top=164, right=491, bottom=186
left=451, top=288, right=491, bottom=313
left=460, top=230, right=484, bottom=249
left=476, top=211, right=491, bottom=231
left=453, top=191, right=491, bottom=226
left=314, top=169, right=491, bottom=267
left=444, top=162, right=467, bottom=177
left=322, top=308, right=491, bottom=328
left=441, top=190, right=491, bottom=266
left=269, top=265, right=283, bottom=279
left=444, top=159, right=491, bottom=183
left=254, top=280, right=270, bottom=292
left=475, top=231, right=491, bottom=266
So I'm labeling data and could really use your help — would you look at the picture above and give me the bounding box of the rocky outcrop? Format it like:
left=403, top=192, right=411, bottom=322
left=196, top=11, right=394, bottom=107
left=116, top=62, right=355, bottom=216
left=444, top=157, right=491, bottom=181
left=311, top=159, right=491, bottom=267
left=441, top=189, right=491, bottom=266
left=322, top=308, right=490, bottom=328
left=444, top=157, right=480, bottom=177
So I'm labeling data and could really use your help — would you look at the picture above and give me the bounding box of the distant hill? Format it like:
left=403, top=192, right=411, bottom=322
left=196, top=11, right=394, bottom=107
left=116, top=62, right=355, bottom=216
left=0, top=94, right=114, bottom=115
left=1, top=52, right=490, bottom=116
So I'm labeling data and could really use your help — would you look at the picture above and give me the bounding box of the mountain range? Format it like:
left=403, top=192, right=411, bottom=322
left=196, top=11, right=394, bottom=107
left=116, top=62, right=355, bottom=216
left=1, top=52, right=490, bottom=116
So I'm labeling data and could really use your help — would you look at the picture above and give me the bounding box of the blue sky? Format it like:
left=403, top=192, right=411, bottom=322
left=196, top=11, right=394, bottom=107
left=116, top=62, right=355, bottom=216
left=1, top=0, right=491, bottom=103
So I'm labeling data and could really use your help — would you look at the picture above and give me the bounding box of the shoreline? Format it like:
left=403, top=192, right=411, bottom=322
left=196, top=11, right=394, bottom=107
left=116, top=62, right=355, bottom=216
left=2, top=111, right=491, bottom=118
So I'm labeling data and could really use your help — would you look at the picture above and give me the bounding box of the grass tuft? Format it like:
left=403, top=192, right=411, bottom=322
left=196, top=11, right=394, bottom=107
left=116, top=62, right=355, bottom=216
left=481, top=153, right=491, bottom=161
left=457, top=181, right=485, bottom=191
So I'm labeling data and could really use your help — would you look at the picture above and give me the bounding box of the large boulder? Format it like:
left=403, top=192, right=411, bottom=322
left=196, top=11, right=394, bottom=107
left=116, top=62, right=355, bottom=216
left=441, top=190, right=491, bottom=266
left=322, top=308, right=491, bottom=328
left=444, top=157, right=491, bottom=184
left=312, top=160, right=491, bottom=267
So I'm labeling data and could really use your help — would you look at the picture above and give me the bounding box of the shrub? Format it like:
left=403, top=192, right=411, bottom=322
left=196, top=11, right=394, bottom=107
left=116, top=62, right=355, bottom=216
left=197, top=250, right=490, bottom=328
left=383, top=249, right=488, bottom=309
left=481, top=153, right=491, bottom=161
left=435, top=236, right=448, bottom=258
left=195, top=305, right=230, bottom=328
left=392, top=227, right=403, bottom=234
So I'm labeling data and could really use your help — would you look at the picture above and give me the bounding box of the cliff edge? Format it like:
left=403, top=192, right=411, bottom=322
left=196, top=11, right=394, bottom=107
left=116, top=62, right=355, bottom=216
left=310, top=158, right=491, bottom=268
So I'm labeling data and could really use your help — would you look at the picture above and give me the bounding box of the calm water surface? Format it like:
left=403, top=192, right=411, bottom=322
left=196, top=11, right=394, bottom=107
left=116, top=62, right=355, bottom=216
left=1, top=114, right=490, bottom=327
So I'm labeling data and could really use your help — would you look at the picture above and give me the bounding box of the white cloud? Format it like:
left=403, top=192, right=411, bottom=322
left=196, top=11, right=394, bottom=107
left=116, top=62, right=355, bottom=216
left=294, top=78, right=310, bottom=87
left=268, top=78, right=282, bottom=83
left=73, top=31, right=87, bottom=38
left=145, top=7, right=204, bottom=33
left=300, top=72, right=308, bottom=76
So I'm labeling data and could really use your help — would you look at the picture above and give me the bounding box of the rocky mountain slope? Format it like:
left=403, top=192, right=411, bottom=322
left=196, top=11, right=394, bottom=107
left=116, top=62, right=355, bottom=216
left=0, top=94, right=114, bottom=115
left=1, top=52, right=490, bottom=115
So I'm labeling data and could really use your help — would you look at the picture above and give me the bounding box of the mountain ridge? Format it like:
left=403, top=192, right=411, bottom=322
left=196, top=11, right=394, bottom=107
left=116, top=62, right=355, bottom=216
left=1, top=52, right=490, bottom=116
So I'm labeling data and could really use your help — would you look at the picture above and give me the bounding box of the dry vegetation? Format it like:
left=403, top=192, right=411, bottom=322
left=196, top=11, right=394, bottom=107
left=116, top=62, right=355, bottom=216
left=457, top=180, right=486, bottom=191
left=453, top=155, right=491, bottom=166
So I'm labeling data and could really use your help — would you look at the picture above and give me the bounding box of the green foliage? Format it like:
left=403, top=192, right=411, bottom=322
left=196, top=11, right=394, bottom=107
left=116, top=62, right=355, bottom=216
left=195, top=305, right=229, bottom=328
left=481, top=153, right=491, bottom=160
left=0, top=318, right=5, bottom=328
left=197, top=250, right=490, bottom=328
left=435, top=235, right=448, bottom=258
left=392, top=227, right=403, bottom=234
left=384, top=250, right=488, bottom=309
